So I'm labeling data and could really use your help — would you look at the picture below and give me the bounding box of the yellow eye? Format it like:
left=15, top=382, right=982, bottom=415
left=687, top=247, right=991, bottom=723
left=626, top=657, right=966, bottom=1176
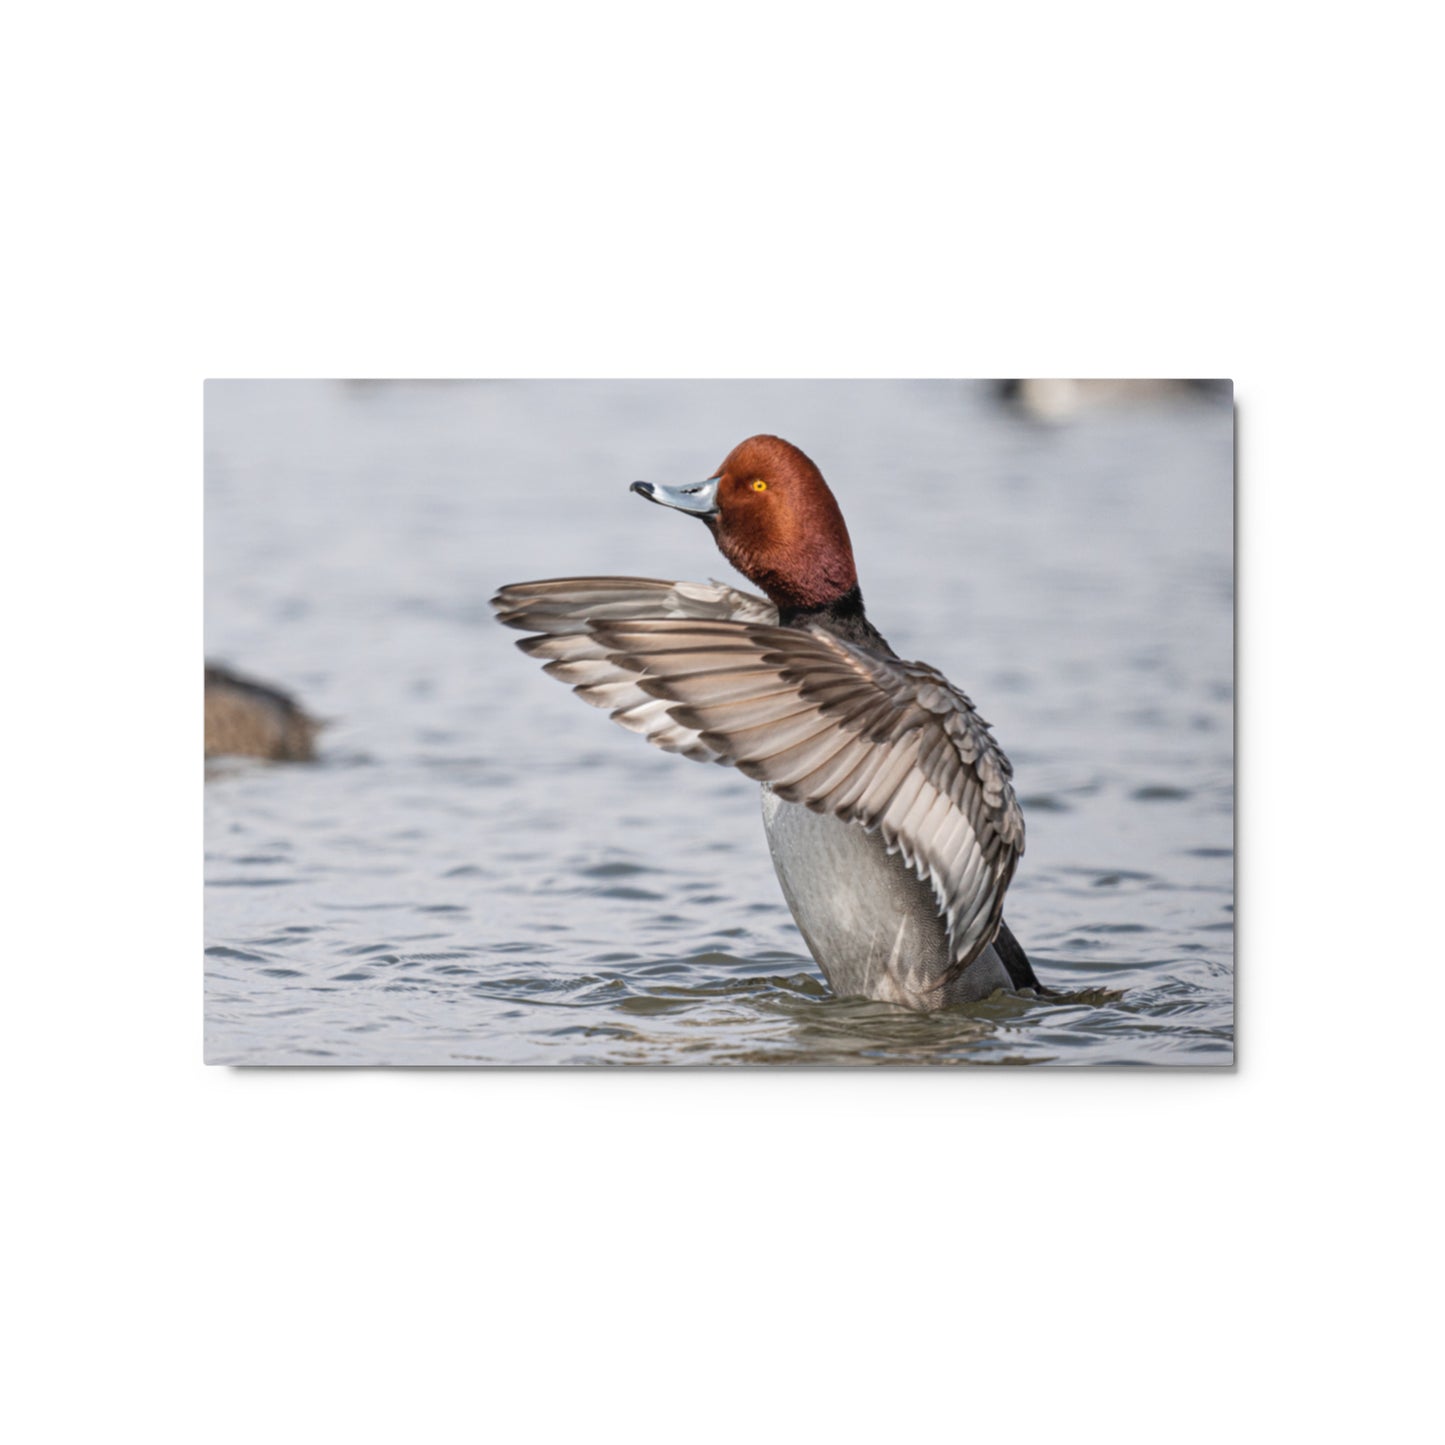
left=751, top=479, right=767, bottom=492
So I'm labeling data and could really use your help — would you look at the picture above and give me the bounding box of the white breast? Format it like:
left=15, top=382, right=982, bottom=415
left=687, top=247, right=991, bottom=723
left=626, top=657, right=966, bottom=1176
left=760, top=787, right=1011, bottom=1008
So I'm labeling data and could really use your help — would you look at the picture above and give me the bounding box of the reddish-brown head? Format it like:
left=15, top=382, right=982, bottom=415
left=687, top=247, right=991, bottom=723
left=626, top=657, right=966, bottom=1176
left=632, top=435, right=858, bottom=612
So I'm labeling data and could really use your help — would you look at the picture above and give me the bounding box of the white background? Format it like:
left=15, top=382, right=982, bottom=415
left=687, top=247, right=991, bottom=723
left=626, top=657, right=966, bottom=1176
left=5, top=2, right=1440, bottom=1442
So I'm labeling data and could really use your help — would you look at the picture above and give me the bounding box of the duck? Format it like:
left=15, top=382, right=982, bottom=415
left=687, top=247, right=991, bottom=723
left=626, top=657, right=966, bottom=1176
left=492, top=434, right=1042, bottom=1011
left=205, top=663, right=320, bottom=762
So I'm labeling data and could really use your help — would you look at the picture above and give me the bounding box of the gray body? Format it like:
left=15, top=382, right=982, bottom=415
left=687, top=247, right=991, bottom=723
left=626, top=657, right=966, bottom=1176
left=761, top=788, right=1013, bottom=1009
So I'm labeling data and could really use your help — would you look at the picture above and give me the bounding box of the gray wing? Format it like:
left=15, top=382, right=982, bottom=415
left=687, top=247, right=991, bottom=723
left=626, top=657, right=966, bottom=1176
left=491, top=577, right=778, bottom=762
left=493, top=577, right=1024, bottom=975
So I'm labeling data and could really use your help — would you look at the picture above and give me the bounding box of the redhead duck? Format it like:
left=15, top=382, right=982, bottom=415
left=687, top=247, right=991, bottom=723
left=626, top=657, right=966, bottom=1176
left=493, top=435, right=1042, bottom=1010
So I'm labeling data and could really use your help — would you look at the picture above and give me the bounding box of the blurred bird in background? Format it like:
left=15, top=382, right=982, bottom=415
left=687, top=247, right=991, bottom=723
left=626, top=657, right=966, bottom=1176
left=997, top=378, right=1229, bottom=421
left=204, top=663, right=320, bottom=762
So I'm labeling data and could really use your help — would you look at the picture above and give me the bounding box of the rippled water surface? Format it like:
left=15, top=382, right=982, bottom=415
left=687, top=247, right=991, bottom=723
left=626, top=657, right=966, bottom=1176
left=205, top=380, right=1233, bottom=1065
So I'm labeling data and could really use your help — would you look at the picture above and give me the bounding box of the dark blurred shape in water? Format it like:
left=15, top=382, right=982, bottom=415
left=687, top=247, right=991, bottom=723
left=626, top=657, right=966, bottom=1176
left=205, top=663, right=320, bottom=762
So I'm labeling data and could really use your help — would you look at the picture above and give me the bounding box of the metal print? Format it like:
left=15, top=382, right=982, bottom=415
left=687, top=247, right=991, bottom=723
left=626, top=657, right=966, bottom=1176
left=205, top=380, right=1234, bottom=1064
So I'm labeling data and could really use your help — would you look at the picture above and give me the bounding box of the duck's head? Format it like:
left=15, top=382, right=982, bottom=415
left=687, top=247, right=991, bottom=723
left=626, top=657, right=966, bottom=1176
left=630, top=435, right=858, bottom=612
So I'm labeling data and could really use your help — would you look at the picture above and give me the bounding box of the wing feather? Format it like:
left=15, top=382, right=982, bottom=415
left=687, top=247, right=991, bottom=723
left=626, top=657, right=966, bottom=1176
left=494, top=578, right=779, bottom=762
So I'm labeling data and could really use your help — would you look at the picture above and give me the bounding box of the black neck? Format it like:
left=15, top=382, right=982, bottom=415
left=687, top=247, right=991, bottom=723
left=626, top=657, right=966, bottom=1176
left=778, top=586, right=896, bottom=655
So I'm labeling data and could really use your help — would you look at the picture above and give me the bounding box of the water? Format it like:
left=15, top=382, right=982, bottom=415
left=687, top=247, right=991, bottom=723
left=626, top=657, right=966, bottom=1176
left=205, top=380, right=1233, bottom=1065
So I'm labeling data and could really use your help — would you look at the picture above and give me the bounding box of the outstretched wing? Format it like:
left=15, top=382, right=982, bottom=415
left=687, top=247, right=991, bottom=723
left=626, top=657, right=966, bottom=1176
left=492, top=577, right=778, bottom=762
left=492, top=576, right=1024, bottom=973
